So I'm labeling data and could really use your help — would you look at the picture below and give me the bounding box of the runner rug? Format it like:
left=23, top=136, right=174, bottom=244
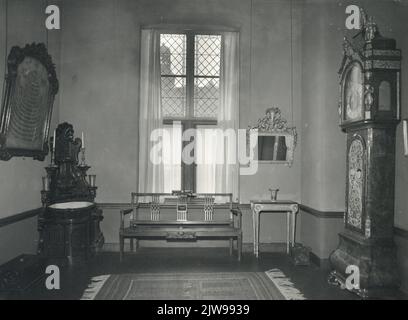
left=81, top=269, right=305, bottom=300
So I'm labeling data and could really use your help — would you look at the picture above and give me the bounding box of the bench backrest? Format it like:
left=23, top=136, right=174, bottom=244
left=130, top=193, right=233, bottom=222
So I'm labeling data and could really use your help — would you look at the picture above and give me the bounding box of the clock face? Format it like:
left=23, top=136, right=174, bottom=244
left=343, top=63, right=363, bottom=121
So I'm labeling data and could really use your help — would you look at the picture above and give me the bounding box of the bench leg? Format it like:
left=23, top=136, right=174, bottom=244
left=229, top=238, right=233, bottom=256
left=119, top=235, right=124, bottom=262
left=237, top=234, right=242, bottom=262
left=129, top=239, right=134, bottom=252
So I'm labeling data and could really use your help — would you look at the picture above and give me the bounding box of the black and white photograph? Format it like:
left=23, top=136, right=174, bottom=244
left=0, top=0, right=407, bottom=307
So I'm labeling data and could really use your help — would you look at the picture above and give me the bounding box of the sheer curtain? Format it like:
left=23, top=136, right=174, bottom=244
left=196, top=32, right=239, bottom=201
left=138, top=29, right=164, bottom=193
left=138, top=29, right=181, bottom=193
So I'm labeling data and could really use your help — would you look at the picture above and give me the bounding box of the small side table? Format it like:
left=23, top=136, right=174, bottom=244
left=250, top=200, right=299, bottom=258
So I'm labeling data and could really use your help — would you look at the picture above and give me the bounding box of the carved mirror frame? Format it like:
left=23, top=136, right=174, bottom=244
left=0, top=43, right=59, bottom=161
left=247, top=107, right=297, bottom=167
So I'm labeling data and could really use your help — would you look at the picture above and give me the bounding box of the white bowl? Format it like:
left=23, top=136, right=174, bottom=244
left=49, top=201, right=94, bottom=210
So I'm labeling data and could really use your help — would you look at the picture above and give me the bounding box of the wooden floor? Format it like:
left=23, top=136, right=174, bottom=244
left=15, top=248, right=407, bottom=300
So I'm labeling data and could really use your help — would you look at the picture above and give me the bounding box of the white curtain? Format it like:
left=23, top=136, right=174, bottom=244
left=196, top=32, right=239, bottom=201
left=139, top=29, right=182, bottom=193
left=138, top=29, right=164, bottom=193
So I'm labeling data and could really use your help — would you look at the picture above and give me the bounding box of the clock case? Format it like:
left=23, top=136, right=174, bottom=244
left=329, top=11, right=402, bottom=298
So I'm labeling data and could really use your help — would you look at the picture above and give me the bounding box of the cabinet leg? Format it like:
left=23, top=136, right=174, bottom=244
left=229, top=238, right=233, bottom=256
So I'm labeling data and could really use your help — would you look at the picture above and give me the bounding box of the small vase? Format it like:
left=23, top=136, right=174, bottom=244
left=269, top=188, right=279, bottom=201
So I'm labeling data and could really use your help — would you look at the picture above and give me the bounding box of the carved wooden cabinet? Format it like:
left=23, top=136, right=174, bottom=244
left=329, top=10, right=401, bottom=298
left=38, top=123, right=104, bottom=266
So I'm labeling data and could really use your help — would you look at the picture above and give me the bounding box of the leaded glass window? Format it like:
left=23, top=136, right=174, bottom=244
left=160, top=33, right=221, bottom=119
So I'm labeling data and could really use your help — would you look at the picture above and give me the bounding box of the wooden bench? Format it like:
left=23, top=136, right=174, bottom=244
left=119, top=193, right=242, bottom=261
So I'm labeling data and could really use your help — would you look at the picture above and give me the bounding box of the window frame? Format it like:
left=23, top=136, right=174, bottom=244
left=158, top=29, right=223, bottom=122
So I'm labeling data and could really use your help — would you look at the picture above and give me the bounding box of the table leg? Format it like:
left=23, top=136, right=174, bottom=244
left=286, top=212, right=290, bottom=254
left=291, top=211, right=296, bottom=248
left=256, top=212, right=260, bottom=258
left=252, top=209, right=260, bottom=258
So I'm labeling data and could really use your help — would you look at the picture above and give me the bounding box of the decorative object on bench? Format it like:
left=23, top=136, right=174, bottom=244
left=120, top=193, right=242, bottom=261
left=250, top=199, right=299, bottom=258
left=0, top=43, right=59, bottom=161
left=38, top=122, right=104, bottom=266
left=247, top=107, right=297, bottom=166
left=171, top=190, right=194, bottom=198
left=329, top=9, right=401, bottom=298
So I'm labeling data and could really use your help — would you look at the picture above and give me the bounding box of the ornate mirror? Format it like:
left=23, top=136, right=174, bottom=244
left=0, top=43, right=59, bottom=161
left=247, top=107, right=297, bottom=166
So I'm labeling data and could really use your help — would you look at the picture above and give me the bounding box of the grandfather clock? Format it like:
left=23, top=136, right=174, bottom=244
left=329, top=10, right=401, bottom=298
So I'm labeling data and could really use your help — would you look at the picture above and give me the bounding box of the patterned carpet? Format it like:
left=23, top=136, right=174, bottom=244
left=81, top=269, right=305, bottom=300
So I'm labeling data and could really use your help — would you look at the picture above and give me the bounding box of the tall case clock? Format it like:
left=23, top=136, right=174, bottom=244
left=329, top=9, right=401, bottom=298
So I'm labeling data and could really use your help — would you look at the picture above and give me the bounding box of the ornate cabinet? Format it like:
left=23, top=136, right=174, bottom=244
left=38, top=123, right=104, bottom=266
left=329, top=10, right=401, bottom=298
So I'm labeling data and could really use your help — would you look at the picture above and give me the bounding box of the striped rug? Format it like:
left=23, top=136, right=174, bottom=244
left=81, top=269, right=305, bottom=300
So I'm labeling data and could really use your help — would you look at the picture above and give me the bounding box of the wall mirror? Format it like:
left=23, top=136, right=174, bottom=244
left=0, top=43, right=59, bottom=161
left=247, top=107, right=297, bottom=166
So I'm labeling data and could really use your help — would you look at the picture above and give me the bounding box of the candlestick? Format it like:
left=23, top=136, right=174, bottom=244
left=88, top=174, right=96, bottom=187
left=42, top=176, right=49, bottom=191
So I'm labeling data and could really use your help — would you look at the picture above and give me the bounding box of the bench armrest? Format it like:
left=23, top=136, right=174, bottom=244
left=230, top=208, right=242, bottom=229
left=120, top=208, right=133, bottom=229
left=121, top=208, right=133, bottom=216
left=231, top=208, right=241, bottom=216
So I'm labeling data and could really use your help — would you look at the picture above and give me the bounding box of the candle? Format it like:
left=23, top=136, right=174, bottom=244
left=82, top=132, right=85, bottom=149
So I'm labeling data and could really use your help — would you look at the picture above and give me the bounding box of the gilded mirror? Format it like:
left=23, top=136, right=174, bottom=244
left=247, top=107, right=297, bottom=166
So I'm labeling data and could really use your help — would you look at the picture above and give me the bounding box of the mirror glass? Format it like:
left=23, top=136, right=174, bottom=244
left=258, top=135, right=287, bottom=161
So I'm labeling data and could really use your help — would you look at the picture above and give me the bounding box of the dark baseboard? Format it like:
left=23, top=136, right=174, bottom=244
left=395, top=227, right=408, bottom=240
left=0, top=208, right=43, bottom=228
left=299, top=204, right=344, bottom=219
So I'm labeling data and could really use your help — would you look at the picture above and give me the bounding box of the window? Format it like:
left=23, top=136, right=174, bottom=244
left=138, top=29, right=238, bottom=198
left=159, top=32, right=222, bottom=192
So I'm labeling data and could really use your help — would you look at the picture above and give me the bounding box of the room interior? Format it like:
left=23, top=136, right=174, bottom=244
left=0, top=0, right=407, bottom=300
